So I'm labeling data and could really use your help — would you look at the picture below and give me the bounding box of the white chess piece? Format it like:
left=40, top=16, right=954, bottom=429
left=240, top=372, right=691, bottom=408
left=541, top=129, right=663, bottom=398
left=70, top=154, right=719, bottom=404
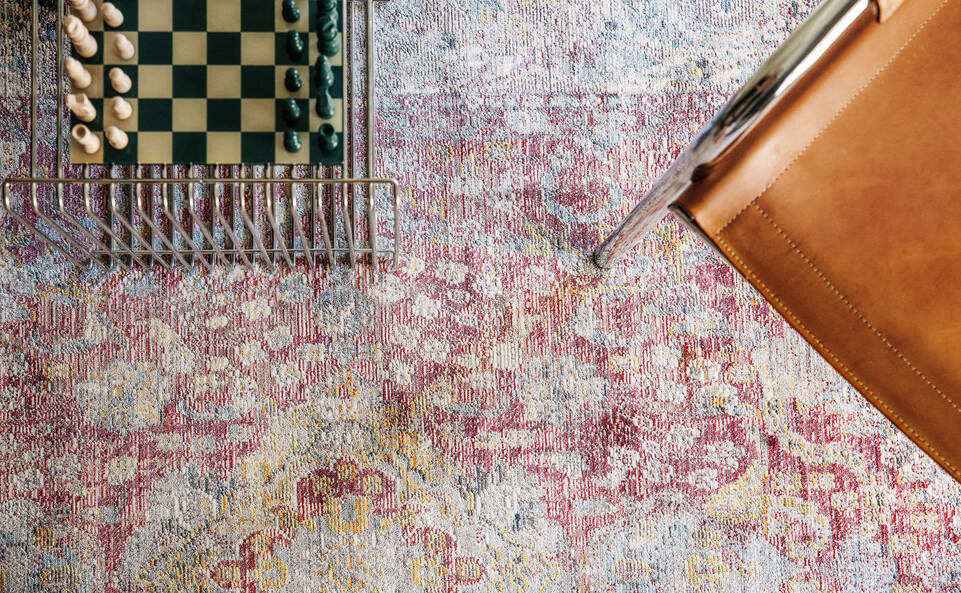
left=110, top=97, right=133, bottom=121
left=101, top=2, right=124, bottom=27
left=68, top=0, right=98, bottom=22
left=113, top=33, right=135, bottom=61
left=72, top=124, right=101, bottom=154
left=105, top=126, right=129, bottom=150
left=64, top=15, right=98, bottom=58
left=108, top=67, right=132, bottom=94
left=65, top=56, right=92, bottom=89
left=66, top=93, right=97, bottom=123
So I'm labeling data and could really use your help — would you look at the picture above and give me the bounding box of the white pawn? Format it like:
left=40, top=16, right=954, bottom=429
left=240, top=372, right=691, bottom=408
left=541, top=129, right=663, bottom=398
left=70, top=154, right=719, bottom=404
left=105, top=126, right=129, bottom=150
left=72, top=124, right=101, bottom=154
left=110, top=97, right=132, bottom=121
left=101, top=2, right=124, bottom=27
left=66, top=93, right=97, bottom=122
left=108, top=67, right=132, bottom=93
left=113, top=33, right=135, bottom=60
left=65, top=56, right=91, bottom=89
left=68, top=0, right=98, bottom=22
left=64, top=15, right=98, bottom=58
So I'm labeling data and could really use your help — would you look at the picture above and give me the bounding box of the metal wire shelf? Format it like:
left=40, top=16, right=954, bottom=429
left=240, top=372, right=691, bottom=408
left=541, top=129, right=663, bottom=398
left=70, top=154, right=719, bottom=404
left=2, top=0, right=401, bottom=273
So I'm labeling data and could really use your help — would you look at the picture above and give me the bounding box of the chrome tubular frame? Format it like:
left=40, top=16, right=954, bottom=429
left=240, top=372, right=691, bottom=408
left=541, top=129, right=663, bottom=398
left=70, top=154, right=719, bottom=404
left=593, top=0, right=876, bottom=268
left=2, top=177, right=401, bottom=269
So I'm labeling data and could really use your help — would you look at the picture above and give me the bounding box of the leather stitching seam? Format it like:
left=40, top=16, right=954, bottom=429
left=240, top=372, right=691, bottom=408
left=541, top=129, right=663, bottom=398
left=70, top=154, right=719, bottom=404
left=751, top=201, right=961, bottom=414
left=713, top=231, right=961, bottom=482
left=716, top=0, right=952, bottom=235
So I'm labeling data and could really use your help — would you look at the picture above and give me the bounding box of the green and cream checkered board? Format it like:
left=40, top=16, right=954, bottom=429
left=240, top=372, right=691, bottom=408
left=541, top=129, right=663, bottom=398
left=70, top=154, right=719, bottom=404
left=69, top=0, right=344, bottom=165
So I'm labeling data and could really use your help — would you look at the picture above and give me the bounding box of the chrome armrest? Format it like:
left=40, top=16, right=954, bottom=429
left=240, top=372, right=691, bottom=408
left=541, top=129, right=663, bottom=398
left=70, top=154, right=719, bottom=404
left=593, top=0, right=875, bottom=268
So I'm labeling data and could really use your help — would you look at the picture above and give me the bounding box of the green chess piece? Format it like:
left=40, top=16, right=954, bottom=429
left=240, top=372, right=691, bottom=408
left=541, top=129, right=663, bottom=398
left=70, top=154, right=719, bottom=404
left=315, top=90, right=335, bottom=119
left=282, top=0, right=301, bottom=22
left=315, top=56, right=334, bottom=89
left=286, top=31, right=304, bottom=59
left=285, top=68, right=303, bottom=92
left=284, top=130, right=303, bottom=153
left=318, top=35, right=340, bottom=58
left=318, top=124, right=338, bottom=152
left=283, top=98, right=301, bottom=125
left=318, top=14, right=338, bottom=39
left=319, top=0, right=337, bottom=14
left=317, top=15, right=340, bottom=56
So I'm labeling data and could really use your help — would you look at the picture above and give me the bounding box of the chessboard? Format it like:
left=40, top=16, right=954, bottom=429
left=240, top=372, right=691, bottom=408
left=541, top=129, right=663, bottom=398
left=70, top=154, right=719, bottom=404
left=68, top=0, right=345, bottom=165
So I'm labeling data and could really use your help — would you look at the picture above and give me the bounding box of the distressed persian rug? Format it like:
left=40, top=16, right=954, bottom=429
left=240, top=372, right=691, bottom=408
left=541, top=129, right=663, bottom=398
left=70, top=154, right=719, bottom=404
left=3, top=0, right=961, bottom=592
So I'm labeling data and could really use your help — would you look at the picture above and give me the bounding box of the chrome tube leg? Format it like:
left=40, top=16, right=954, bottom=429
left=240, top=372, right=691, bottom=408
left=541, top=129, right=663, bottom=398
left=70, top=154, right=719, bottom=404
left=366, top=0, right=378, bottom=271
left=592, top=204, right=668, bottom=269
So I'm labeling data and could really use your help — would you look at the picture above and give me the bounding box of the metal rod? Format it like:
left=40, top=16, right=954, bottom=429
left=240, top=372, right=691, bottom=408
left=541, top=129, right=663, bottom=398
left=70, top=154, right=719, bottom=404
left=183, top=164, right=194, bottom=263
left=161, top=172, right=212, bottom=272
left=57, top=182, right=127, bottom=270
left=187, top=168, right=230, bottom=267
left=264, top=169, right=294, bottom=268
left=366, top=0, right=378, bottom=272
left=313, top=172, right=337, bottom=264
left=290, top=171, right=316, bottom=270
left=29, top=184, right=107, bottom=271
left=264, top=164, right=280, bottom=265
left=108, top=178, right=172, bottom=270
left=83, top=172, right=147, bottom=268
left=238, top=166, right=274, bottom=268
left=340, top=175, right=357, bottom=266
left=3, top=185, right=84, bottom=269
left=308, top=166, right=317, bottom=259
left=130, top=166, right=156, bottom=266
left=134, top=174, right=190, bottom=268
left=212, top=176, right=252, bottom=269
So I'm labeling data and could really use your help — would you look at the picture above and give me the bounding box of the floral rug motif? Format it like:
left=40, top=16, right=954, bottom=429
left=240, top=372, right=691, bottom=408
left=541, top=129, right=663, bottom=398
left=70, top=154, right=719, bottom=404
left=2, top=1, right=961, bottom=592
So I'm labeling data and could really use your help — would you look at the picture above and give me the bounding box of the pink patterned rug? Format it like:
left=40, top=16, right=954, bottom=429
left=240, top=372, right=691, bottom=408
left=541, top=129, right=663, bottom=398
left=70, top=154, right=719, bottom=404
left=2, top=0, right=961, bottom=592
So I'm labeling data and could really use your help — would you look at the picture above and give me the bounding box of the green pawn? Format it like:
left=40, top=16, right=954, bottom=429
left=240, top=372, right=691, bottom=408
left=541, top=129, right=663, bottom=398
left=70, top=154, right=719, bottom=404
left=315, top=56, right=334, bottom=89
left=316, top=91, right=335, bottom=119
left=283, top=98, right=301, bottom=125
left=284, top=130, right=303, bottom=153
left=286, top=31, right=304, bottom=59
left=285, top=67, right=303, bottom=92
left=318, top=124, right=338, bottom=152
left=319, top=0, right=337, bottom=13
left=282, top=0, right=301, bottom=22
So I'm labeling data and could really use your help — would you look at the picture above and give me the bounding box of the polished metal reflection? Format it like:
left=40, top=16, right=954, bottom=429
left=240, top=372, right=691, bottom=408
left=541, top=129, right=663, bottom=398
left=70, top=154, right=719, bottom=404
left=593, top=0, right=875, bottom=268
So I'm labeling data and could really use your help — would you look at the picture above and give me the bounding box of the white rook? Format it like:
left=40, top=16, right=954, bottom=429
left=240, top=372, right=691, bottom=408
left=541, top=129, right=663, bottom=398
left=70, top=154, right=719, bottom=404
left=113, top=33, right=135, bottom=61
left=66, top=93, right=97, bottom=122
left=64, top=15, right=98, bottom=58
left=109, top=67, right=132, bottom=93
left=65, top=56, right=92, bottom=89
left=72, top=124, right=101, bottom=154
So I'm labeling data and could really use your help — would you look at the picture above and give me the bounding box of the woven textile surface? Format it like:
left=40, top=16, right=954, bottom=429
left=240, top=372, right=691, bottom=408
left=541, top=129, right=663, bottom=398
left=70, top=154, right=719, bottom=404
left=3, top=1, right=961, bottom=591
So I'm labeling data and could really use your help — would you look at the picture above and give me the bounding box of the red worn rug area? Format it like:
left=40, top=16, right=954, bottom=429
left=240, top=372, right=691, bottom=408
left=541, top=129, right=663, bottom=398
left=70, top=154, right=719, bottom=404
left=2, top=1, right=961, bottom=592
